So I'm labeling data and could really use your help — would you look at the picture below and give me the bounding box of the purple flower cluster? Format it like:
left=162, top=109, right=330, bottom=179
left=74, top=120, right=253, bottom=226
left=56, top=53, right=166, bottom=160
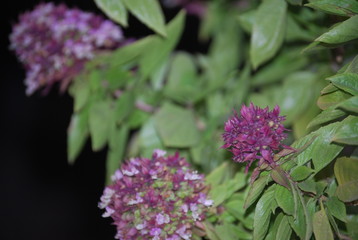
left=99, top=149, right=213, bottom=240
left=222, top=103, right=288, bottom=171
left=10, top=3, right=124, bottom=95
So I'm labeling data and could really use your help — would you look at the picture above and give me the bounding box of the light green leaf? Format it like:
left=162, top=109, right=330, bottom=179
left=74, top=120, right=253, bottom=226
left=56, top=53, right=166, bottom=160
left=316, top=15, right=358, bottom=44
left=94, top=0, right=128, bottom=26
left=206, top=162, right=229, bottom=187
left=67, top=110, right=89, bottom=163
left=305, top=0, right=358, bottom=17
left=326, top=196, right=347, bottom=222
left=71, top=77, right=90, bottom=112
left=250, top=0, right=287, bottom=68
left=237, top=10, right=255, bottom=33
left=122, top=0, right=166, bottom=36
left=264, top=213, right=284, bottom=240
left=290, top=166, right=314, bottom=181
left=332, top=116, right=358, bottom=145
left=114, top=91, right=135, bottom=124
left=244, top=174, right=270, bottom=209
left=275, top=184, right=294, bottom=215
left=153, top=102, right=200, bottom=148
left=89, top=100, right=112, bottom=151
left=345, top=55, right=358, bottom=73
left=334, top=157, right=358, bottom=202
left=313, top=209, right=334, bottom=240
left=253, top=186, right=276, bottom=240
left=140, top=11, right=185, bottom=78
left=288, top=197, right=306, bottom=239
left=106, top=124, right=129, bottom=184
left=138, top=118, right=164, bottom=157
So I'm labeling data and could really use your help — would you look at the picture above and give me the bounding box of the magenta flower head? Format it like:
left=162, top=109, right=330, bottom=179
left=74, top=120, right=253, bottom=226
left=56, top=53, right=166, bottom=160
left=222, top=103, right=289, bottom=172
left=98, top=149, right=213, bottom=240
left=10, top=3, right=124, bottom=95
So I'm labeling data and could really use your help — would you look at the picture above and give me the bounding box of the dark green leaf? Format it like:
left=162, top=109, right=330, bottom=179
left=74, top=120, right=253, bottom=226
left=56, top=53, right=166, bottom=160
left=326, top=196, right=347, bottom=222
left=328, top=73, right=358, bottom=95
left=288, top=196, right=306, bottom=239
left=313, top=209, right=334, bottom=240
left=332, top=116, right=358, bottom=145
left=244, top=174, right=270, bottom=209
left=265, top=213, right=284, bottom=240
left=89, top=100, right=112, bottom=151
left=122, top=0, right=166, bottom=36
left=67, top=110, right=89, bottom=163
left=253, top=186, right=276, bottom=240
left=153, top=102, right=200, bottom=148
left=345, top=55, right=358, bottom=73
left=275, top=184, right=294, bottom=215
left=114, top=91, right=135, bottom=124
left=290, top=166, right=314, bottom=181
left=94, top=0, right=128, bottom=26
left=316, top=15, right=358, bottom=44
left=250, top=0, right=287, bottom=68
left=305, top=0, right=358, bottom=17
left=317, top=90, right=352, bottom=110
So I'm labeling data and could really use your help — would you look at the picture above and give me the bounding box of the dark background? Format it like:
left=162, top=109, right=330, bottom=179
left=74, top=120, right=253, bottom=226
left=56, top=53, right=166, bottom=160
left=0, top=1, right=205, bottom=239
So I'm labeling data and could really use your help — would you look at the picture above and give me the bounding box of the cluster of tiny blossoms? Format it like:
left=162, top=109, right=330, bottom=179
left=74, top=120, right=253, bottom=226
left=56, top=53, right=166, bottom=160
left=222, top=103, right=288, bottom=171
left=99, top=150, right=213, bottom=240
left=10, top=3, right=124, bottom=95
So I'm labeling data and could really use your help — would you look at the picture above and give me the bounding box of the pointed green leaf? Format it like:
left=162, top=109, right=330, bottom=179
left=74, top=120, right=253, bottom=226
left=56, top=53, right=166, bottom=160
left=253, top=186, right=276, bottom=240
left=244, top=174, right=270, bottom=209
left=94, top=0, right=128, bottom=26
left=275, top=184, right=294, bottom=215
left=290, top=166, right=314, bottom=181
left=326, top=196, right=347, bottom=222
left=338, top=96, right=358, bottom=113
left=206, top=162, right=229, bottom=187
left=316, top=15, right=358, bottom=44
left=334, top=157, right=358, bottom=202
left=328, top=73, right=358, bottom=95
left=122, top=0, right=166, bottom=36
left=67, top=110, right=89, bottom=163
left=307, top=105, right=346, bottom=129
left=250, top=0, right=287, bottom=68
left=305, top=0, right=358, bottom=17
left=114, top=91, right=135, bottom=124
left=317, top=90, right=352, bottom=110
left=276, top=215, right=292, bottom=240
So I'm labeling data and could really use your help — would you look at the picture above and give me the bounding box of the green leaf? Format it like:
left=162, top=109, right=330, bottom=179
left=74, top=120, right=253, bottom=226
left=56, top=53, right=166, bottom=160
left=215, top=222, right=244, bottom=240
left=89, top=100, right=112, bottom=151
left=332, top=116, right=358, bottom=145
left=338, top=96, right=358, bottom=113
left=114, top=91, right=135, bottom=124
left=164, top=52, right=199, bottom=104
left=138, top=118, right=164, bottom=157
left=237, top=10, right=255, bottom=33
left=290, top=166, right=314, bottom=181
left=252, top=48, right=308, bottom=86
left=328, top=73, right=358, bottom=95
left=250, top=0, right=287, bottom=68
left=67, top=110, right=89, bottom=163
left=334, top=157, right=358, bottom=202
left=122, top=0, right=166, bottom=36
left=321, top=83, right=339, bottom=95
left=326, top=196, right=347, bottom=222
left=276, top=215, right=292, bottom=240
left=106, top=124, right=129, bottom=184
left=317, top=89, right=352, bottom=110
left=264, top=213, right=284, bottom=240
left=253, top=186, right=276, bottom=240
left=140, top=11, right=185, bottom=78
left=288, top=196, right=306, bottom=239
left=293, top=122, right=343, bottom=172
left=305, top=0, right=358, bottom=17
left=206, top=162, right=229, bottom=187
left=210, top=185, right=228, bottom=207
left=313, top=209, right=334, bottom=240
left=307, top=105, right=346, bottom=129
left=345, top=55, right=358, bottom=73
left=286, top=0, right=302, bottom=5
left=225, top=172, right=247, bottom=199
left=275, top=184, right=294, bottom=215
left=153, top=102, right=200, bottom=148
left=244, top=174, right=270, bottom=209
left=71, top=77, right=90, bottom=112
left=316, top=15, right=358, bottom=44
left=94, top=0, right=128, bottom=26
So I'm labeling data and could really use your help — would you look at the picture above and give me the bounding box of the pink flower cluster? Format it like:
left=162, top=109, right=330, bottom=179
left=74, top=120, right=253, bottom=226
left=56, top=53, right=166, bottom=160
left=10, top=3, right=124, bottom=95
left=222, top=103, right=288, bottom=171
left=99, top=150, right=213, bottom=240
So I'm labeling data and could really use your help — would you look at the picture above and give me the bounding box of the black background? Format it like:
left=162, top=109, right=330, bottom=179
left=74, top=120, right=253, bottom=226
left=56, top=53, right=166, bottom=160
left=0, top=1, right=205, bottom=239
